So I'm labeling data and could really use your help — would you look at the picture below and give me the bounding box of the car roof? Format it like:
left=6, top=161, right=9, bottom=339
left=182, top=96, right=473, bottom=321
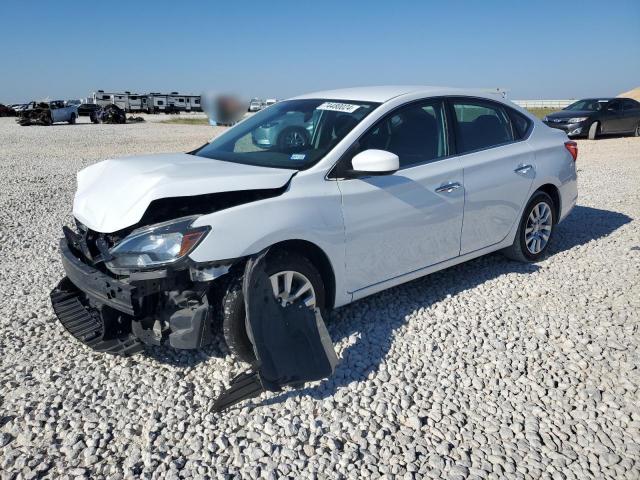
left=290, top=85, right=506, bottom=103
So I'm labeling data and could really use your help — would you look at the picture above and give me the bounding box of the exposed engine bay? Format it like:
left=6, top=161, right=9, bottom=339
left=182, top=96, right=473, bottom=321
left=51, top=187, right=287, bottom=352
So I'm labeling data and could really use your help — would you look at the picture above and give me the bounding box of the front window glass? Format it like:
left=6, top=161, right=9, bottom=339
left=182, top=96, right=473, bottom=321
left=195, top=99, right=379, bottom=169
left=564, top=99, right=608, bottom=111
left=356, top=100, right=448, bottom=168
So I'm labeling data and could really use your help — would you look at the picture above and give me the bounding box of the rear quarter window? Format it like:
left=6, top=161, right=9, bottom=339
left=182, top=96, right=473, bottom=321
left=507, top=108, right=532, bottom=139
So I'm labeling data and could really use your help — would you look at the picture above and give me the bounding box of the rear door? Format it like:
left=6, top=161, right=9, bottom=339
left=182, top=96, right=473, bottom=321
left=337, top=98, right=464, bottom=292
left=622, top=99, right=640, bottom=133
left=450, top=97, right=535, bottom=255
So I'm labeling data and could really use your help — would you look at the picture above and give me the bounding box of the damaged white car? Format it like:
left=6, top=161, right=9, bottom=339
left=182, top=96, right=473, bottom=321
left=51, top=86, right=578, bottom=361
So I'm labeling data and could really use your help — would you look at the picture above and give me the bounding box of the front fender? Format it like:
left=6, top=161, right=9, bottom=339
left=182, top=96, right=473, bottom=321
left=188, top=173, right=349, bottom=306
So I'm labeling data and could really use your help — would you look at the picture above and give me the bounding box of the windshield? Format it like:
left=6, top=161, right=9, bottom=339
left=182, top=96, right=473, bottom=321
left=564, top=99, right=609, bottom=111
left=194, top=99, right=380, bottom=169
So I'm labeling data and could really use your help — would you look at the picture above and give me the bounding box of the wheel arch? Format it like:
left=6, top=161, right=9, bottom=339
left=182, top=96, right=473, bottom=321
left=535, top=183, right=561, bottom=222
left=267, top=239, right=336, bottom=309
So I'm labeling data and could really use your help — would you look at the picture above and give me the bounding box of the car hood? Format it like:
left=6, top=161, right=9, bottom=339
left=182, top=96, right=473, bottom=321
left=546, top=110, right=594, bottom=120
left=73, top=153, right=296, bottom=233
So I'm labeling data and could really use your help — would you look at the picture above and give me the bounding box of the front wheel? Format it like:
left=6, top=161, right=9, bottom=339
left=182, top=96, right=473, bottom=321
left=634, top=122, right=640, bottom=137
left=68, top=113, right=76, bottom=125
left=588, top=121, right=599, bottom=140
left=220, top=250, right=325, bottom=363
left=503, top=191, right=556, bottom=263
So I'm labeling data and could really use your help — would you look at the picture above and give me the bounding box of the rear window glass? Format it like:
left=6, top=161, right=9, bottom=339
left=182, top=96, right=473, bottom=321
left=452, top=100, right=514, bottom=153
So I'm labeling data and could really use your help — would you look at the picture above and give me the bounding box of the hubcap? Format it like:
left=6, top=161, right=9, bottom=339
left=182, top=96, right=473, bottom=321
left=525, top=202, right=552, bottom=254
left=269, top=270, right=316, bottom=308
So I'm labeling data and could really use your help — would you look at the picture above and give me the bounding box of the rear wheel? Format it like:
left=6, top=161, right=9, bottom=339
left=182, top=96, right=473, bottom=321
left=221, top=250, right=325, bottom=363
left=588, top=121, right=599, bottom=140
left=503, top=191, right=556, bottom=263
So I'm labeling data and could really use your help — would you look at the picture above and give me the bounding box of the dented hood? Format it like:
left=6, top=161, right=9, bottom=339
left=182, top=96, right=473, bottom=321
left=73, top=153, right=296, bottom=233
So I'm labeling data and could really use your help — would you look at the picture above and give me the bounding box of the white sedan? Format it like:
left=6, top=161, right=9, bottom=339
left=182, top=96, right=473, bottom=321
left=52, top=86, right=578, bottom=361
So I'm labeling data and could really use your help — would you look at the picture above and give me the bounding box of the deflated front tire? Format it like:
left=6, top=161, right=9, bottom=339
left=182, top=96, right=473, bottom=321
left=220, top=250, right=325, bottom=363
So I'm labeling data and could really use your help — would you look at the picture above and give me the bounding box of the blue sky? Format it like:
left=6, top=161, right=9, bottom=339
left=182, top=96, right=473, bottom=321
left=1, top=0, right=638, bottom=103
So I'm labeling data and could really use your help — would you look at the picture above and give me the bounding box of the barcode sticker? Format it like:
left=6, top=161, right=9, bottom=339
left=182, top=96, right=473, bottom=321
left=316, top=102, right=361, bottom=113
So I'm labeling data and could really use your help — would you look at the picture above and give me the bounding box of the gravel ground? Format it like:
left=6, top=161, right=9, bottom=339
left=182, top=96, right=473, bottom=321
left=0, top=117, right=638, bottom=479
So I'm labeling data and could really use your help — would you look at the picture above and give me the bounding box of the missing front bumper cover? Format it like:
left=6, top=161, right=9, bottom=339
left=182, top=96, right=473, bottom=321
left=51, top=238, right=339, bottom=411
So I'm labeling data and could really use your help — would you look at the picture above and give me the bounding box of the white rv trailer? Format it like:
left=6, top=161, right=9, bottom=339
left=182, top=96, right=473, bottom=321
left=184, top=95, right=201, bottom=112
left=92, top=90, right=202, bottom=113
left=124, top=92, right=143, bottom=112
left=143, top=93, right=169, bottom=113
left=91, top=90, right=144, bottom=112
left=93, top=90, right=114, bottom=107
left=142, top=92, right=202, bottom=113
left=167, top=92, right=203, bottom=112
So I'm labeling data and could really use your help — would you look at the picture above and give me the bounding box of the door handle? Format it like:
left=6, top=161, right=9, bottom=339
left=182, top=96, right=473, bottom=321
left=435, top=182, right=462, bottom=193
left=514, top=164, right=534, bottom=175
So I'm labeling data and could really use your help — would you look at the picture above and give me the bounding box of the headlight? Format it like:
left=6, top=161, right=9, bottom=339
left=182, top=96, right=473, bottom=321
left=567, top=117, right=588, bottom=123
left=105, top=216, right=209, bottom=273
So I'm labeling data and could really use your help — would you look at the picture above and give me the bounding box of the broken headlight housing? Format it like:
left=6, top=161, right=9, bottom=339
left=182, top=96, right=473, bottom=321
left=105, top=216, right=209, bottom=274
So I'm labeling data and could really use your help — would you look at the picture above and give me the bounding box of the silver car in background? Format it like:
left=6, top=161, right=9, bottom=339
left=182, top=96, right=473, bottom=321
left=251, top=110, right=319, bottom=149
left=248, top=98, right=264, bottom=112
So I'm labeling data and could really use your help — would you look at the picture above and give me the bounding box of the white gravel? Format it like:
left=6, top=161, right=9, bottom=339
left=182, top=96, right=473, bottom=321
left=0, top=117, right=638, bottom=479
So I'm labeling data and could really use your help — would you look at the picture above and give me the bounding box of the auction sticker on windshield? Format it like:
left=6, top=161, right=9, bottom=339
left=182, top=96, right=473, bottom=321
left=317, top=102, right=361, bottom=113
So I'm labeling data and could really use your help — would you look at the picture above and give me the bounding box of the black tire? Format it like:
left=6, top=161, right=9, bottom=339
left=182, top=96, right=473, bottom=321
left=588, top=121, right=599, bottom=140
left=277, top=127, right=309, bottom=151
left=68, top=113, right=76, bottom=125
left=221, top=250, right=325, bottom=363
left=503, top=191, right=556, bottom=263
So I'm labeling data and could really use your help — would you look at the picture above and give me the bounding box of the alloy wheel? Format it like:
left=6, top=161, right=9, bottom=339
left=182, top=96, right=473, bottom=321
left=269, top=270, right=316, bottom=308
left=525, top=202, right=552, bottom=254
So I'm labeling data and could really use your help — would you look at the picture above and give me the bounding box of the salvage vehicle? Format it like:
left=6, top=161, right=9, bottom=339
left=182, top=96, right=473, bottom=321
left=77, top=103, right=101, bottom=117
left=16, top=100, right=78, bottom=126
left=543, top=97, right=640, bottom=139
left=0, top=104, right=16, bottom=116
left=90, top=104, right=127, bottom=124
left=51, top=86, right=578, bottom=361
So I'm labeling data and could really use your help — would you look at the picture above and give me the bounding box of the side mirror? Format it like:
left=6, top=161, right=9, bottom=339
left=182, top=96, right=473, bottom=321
left=350, top=149, right=399, bottom=176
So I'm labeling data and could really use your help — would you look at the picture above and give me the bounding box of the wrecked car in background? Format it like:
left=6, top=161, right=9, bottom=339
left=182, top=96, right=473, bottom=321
left=50, top=86, right=577, bottom=370
left=90, top=103, right=127, bottom=124
left=0, top=104, right=16, bottom=116
left=77, top=103, right=101, bottom=117
left=16, top=100, right=78, bottom=126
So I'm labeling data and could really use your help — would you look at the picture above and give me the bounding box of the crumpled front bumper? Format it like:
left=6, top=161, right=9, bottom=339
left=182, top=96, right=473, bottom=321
left=51, top=237, right=214, bottom=354
left=58, top=239, right=138, bottom=315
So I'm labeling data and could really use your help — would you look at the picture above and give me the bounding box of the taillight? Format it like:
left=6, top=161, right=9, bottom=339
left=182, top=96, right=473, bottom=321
left=564, top=141, right=578, bottom=161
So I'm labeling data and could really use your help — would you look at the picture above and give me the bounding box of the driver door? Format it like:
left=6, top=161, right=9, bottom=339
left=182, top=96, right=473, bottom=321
left=49, top=101, right=61, bottom=123
left=337, top=99, right=464, bottom=293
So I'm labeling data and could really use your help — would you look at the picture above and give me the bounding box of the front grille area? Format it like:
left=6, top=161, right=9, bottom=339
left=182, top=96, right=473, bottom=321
left=50, top=277, right=143, bottom=356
